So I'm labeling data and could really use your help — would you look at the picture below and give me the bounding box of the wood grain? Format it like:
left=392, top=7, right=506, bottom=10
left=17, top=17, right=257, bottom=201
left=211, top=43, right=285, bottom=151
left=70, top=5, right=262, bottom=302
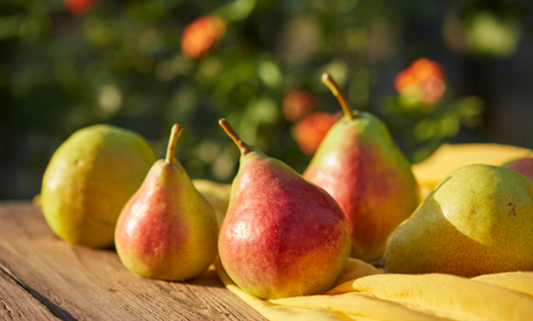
left=0, top=202, right=266, bottom=321
left=0, top=266, right=59, bottom=320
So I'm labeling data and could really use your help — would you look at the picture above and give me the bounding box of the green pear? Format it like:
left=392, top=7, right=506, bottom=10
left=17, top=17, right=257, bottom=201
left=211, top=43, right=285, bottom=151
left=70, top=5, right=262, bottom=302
left=384, top=164, right=533, bottom=276
left=303, top=73, right=419, bottom=263
left=41, top=124, right=157, bottom=248
left=217, top=119, right=351, bottom=299
left=115, top=124, right=218, bottom=280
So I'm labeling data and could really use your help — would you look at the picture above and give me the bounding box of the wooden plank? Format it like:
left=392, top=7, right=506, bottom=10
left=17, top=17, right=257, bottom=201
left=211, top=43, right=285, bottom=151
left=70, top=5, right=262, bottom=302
left=0, top=202, right=266, bottom=321
left=0, top=266, right=60, bottom=320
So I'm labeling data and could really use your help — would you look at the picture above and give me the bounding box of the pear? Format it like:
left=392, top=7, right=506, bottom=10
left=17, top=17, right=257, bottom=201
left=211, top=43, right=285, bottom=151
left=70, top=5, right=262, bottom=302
left=384, top=164, right=533, bottom=277
left=115, top=124, right=218, bottom=281
left=303, top=73, right=419, bottom=263
left=217, top=119, right=351, bottom=299
left=192, top=179, right=231, bottom=229
left=502, top=157, right=533, bottom=181
left=41, top=124, right=157, bottom=248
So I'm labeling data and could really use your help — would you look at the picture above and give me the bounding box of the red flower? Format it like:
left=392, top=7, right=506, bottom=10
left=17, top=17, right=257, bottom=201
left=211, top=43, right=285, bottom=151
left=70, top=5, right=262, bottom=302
left=64, top=0, right=98, bottom=15
left=395, top=58, right=446, bottom=105
left=282, top=90, right=317, bottom=123
left=294, top=112, right=342, bottom=155
left=181, top=16, right=226, bottom=59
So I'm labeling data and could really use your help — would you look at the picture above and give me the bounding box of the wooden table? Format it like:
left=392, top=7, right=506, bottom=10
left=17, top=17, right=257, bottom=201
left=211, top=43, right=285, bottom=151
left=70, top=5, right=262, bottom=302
left=0, top=202, right=266, bottom=320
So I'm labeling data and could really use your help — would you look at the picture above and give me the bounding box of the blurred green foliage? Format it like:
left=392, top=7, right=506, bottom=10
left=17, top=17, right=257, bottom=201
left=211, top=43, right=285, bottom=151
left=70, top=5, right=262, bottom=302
left=0, top=0, right=532, bottom=199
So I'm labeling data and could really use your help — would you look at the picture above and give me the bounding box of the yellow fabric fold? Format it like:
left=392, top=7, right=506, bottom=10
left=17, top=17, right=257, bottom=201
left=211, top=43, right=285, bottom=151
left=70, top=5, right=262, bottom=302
left=411, top=143, right=533, bottom=201
left=215, top=258, right=533, bottom=321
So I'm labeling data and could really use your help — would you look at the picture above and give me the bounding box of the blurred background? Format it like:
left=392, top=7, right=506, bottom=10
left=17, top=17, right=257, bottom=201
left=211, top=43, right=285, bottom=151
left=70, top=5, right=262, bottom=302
left=1, top=0, right=532, bottom=200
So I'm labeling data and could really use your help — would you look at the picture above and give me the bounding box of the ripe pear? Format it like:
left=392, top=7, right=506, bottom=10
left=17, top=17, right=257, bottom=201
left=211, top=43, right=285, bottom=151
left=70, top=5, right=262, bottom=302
left=217, top=119, right=351, bottom=299
left=192, top=179, right=231, bottom=229
left=384, top=164, right=533, bottom=277
left=115, top=124, right=218, bottom=280
left=502, top=157, right=533, bottom=181
left=303, top=73, right=419, bottom=263
left=41, top=124, right=157, bottom=248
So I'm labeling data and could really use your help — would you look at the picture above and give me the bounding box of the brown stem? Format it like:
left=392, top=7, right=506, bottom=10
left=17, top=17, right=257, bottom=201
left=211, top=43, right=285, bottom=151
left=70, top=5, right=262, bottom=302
left=321, top=72, right=355, bottom=120
left=218, top=118, right=253, bottom=156
left=165, top=124, right=183, bottom=164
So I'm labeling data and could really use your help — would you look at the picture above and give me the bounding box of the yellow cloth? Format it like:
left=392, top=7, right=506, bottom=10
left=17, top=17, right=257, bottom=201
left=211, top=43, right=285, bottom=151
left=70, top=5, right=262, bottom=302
left=412, top=143, right=532, bottom=200
left=215, top=258, right=533, bottom=321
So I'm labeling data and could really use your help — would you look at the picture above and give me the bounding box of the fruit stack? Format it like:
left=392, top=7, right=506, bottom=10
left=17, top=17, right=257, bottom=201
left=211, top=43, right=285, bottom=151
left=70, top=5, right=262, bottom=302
left=39, top=72, right=533, bottom=319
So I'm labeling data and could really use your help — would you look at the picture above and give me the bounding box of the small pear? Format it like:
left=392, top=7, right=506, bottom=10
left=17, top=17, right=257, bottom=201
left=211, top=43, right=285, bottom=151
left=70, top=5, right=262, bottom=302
left=384, top=164, right=533, bottom=277
left=115, top=124, right=218, bottom=280
left=218, top=119, right=351, bottom=299
left=41, top=124, right=157, bottom=248
left=303, top=73, right=419, bottom=263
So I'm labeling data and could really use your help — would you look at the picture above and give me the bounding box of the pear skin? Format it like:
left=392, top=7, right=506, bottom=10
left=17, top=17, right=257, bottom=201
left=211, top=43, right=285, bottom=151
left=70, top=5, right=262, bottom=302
left=115, top=125, right=218, bottom=280
left=384, top=164, right=533, bottom=277
left=218, top=119, right=351, bottom=300
left=192, top=179, right=231, bottom=229
left=502, top=157, right=533, bottom=181
left=41, top=124, right=157, bottom=248
left=303, top=73, right=419, bottom=263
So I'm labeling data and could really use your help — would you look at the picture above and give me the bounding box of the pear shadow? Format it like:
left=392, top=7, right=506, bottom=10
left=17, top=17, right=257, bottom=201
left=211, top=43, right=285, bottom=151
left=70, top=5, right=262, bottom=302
left=72, top=244, right=227, bottom=288
left=183, top=266, right=226, bottom=289
left=98, top=244, right=117, bottom=252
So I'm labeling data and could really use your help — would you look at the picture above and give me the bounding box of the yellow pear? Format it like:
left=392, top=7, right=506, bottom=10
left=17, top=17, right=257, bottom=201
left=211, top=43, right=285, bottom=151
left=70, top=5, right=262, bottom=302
left=384, top=164, right=533, bottom=276
left=41, top=124, right=157, bottom=248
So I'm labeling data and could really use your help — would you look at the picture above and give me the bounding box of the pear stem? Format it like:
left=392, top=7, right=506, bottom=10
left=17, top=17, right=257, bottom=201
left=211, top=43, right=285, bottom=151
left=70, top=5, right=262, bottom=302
left=219, top=118, right=253, bottom=156
left=165, top=124, right=183, bottom=164
left=321, top=72, right=355, bottom=120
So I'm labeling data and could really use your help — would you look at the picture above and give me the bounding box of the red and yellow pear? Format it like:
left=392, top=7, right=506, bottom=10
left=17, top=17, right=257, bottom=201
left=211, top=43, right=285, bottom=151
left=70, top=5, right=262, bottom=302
left=217, top=119, right=351, bottom=299
left=294, top=111, right=342, bottom=155
left=115, top=124, right=218, bottom=280
left=502, top=157, right=533, bottom=181
left=303, top=73, right=419, bottom=263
